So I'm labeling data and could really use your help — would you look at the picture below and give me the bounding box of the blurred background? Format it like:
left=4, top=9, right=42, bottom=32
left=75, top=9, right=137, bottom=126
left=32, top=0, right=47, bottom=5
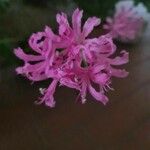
left=0, top=1, right=150, bottom=150
left=0, top=0, right=149, bottom=68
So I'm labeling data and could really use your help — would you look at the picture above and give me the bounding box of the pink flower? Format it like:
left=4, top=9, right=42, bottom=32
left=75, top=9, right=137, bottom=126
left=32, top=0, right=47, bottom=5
left=104, top=0, right=150, bottom=43
left=59, top=35, right=129, bottom=104
left=14, top=8, right=129, bottom=108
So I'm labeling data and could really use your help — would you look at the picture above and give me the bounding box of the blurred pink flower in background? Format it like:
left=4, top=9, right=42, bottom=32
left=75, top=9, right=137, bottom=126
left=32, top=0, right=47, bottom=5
left=14, top=8, right=129, bottom=108
left=104, top=0, right=150, bottom=43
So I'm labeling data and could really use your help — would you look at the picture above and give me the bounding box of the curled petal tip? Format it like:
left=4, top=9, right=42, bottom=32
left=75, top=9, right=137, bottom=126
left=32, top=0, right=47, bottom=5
left=45, top=100, right=56, bottom=108
left=14, top=47, right=22, bottom=56
left=102, top=98, right=109, bottom=105
left=16, top=67, right=23, bottom=74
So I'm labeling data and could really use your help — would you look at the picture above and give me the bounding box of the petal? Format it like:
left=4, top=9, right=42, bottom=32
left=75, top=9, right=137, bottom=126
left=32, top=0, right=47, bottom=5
left=17, top=62, right=48, bottom=81
left=43, top=39, right=53, bottom=58
left=115, top=0, right=134, bottom=13
left=98, top=36, right=116, bottom=56
left=28, top=32, right=46, bottom=54
left=106, top=17, right=113, bottom=24
left=56, top=12, right=70, bottom=36
left=109, top=50, right=129, bottom=65
left=72, top=8, right=83, bottom=36
left=82, top=17, right=101, bottom=38
left=110, top=67, right=129, bottom=78
left=20, top=62, right=45, bottom=72
left=80, top=81, right=87, bottom=104
left=16, top=67, right=24, bottom=74
left=91, top=64, right=106, bottom=74
left=14, top=47, right=44, bottom=62
left=44, top=26, right=60, bottom=42
left=103, top=24, right=110, bottom=30
left=88, top=84, right=109, bottom=105
left=93, top=73, right=109, bottom=85
left=103, top=17, right=113, bottom=30
left=28, top=27, right=55, bottom=56
left=136, top=3, right=150, bottom=21
left=60, top=78, right=80, bottom=90
left=36, top=79, right=58, bottom=108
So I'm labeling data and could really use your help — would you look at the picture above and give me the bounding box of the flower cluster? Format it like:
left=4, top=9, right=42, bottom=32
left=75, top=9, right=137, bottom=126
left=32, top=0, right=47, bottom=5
left=104, top=0, right=150, bottom=43
left=14, top=8, right=129, bottom=108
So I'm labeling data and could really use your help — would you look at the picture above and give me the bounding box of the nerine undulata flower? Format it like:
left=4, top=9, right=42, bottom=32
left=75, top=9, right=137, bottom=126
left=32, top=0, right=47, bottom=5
left=104, top=0, right=150, bottom=43
left=14, top=8, right=129, bottom=108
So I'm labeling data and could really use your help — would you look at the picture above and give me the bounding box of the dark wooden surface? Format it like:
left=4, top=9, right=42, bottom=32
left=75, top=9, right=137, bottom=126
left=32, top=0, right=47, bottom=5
left=0, top=31, right=150, bottom=150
